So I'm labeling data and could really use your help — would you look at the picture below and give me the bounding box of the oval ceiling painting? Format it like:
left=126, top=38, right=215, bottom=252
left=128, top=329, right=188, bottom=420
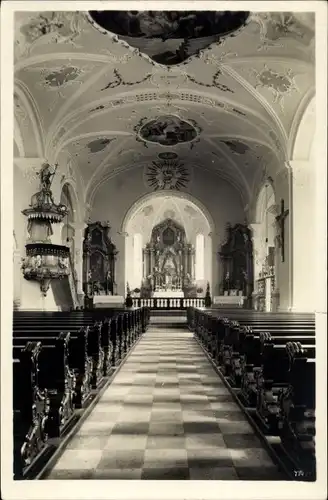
left=88, top=11, right=250, bottom=66
left=139, top=115, right=198, bottom=146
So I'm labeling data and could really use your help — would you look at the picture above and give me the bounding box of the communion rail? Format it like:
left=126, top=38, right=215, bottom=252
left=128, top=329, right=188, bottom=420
left=132, top=297, right=205, bottom=309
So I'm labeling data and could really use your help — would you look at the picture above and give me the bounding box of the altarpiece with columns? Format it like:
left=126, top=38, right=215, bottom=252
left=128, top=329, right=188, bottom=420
left=142, top=219, right=195, bottom=292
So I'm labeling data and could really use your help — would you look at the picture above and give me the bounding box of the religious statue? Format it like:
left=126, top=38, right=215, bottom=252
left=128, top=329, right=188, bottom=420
left=38, top=162, right=58, bottom=192
left=275, top=199, right=289, bottom=262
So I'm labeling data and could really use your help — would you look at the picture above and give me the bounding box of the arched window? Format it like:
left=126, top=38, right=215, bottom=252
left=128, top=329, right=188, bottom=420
left=195, top=233, right=205, bottom=280
left=133, top=233, right=143, bottom=288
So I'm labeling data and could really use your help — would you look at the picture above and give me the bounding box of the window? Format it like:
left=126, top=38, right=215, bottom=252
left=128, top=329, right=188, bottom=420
left=195, top=233, right=205, bottom=280
left=133, top=233, right=143, bottom=288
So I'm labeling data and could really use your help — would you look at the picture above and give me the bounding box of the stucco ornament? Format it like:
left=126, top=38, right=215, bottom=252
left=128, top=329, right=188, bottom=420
left=251, top=65, right=299, bottom=112
left=25, top=64, right=95, bottom=112
left=15, top=12, right=85, bottom=59
left=251, top=12, right=307, bottom=51
left=144, top=153, right=190, bottom=191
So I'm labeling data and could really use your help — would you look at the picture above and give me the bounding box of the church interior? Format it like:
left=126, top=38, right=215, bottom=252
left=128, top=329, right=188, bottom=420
left=7, top=7, right=325, bottom=491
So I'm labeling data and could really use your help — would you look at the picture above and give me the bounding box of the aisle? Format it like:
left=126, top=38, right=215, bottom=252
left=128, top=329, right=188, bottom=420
left=45, top=328, right=283, bottom=480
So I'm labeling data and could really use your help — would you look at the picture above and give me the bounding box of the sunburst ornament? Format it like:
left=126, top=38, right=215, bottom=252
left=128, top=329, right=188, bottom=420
left=145, top=153, right=190, bottom=191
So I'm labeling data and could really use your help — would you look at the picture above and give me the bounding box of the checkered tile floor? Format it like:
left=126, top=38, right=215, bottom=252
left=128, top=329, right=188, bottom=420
left=45, top=328, right=284, bottom=480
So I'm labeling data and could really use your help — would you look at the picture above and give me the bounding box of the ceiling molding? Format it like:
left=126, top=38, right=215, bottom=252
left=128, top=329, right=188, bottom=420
left=206, top=133, right=278, bottom=154
left=222, top=63, right=288, bottom=157
left=45, top=64, right=112, bottom=154
left=227, top=56, right=314, bottom=69
left=51, top=88, right=274, bottom=153
left=14, top=115, right=25, bottom=157
left=205, top=137, right=251, bottom=198
left=85, top=136, right=131, bottom=196
left=14, top=80, right=45, bottom=157
left=15, top=52, right=129, bottom=73
left=57, top=130, right=131, bottom=156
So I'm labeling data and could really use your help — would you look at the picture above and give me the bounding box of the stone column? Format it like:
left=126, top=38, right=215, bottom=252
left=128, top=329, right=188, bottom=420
left=150, top=248, right=155, bottom=274
left=249, top=222, right=262, bottom=309
left=289, top=159, right=315, bottom=312
left=249, top=223, right=263, bottom=282
left=13, top=249, right=22, bottom=309
left=191, top=247, right=195, bottom=280
left=72, top=221, right=88, bottom=297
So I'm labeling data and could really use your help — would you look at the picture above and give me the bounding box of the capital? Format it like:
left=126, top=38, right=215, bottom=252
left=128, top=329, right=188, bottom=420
left=72, top=221, right=88, bottom=232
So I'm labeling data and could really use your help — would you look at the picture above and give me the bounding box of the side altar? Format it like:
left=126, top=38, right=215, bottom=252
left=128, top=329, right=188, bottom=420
left=141, top=218, right=197, bottom=298
left=82, top=221, right=119, bottom=308
left=216, top=222, right=254, bottom=308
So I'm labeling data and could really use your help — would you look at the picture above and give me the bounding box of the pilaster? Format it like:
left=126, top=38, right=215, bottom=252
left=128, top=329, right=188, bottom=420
left=72, top=221, right=88, bottom=295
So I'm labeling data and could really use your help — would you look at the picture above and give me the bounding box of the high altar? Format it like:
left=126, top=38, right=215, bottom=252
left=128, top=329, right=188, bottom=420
left=142, top=218, right=195, bottom=298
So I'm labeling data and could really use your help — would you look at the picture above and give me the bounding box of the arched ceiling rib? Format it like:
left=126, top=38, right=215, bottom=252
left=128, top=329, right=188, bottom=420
left=14, top=10, right=315, bottom=204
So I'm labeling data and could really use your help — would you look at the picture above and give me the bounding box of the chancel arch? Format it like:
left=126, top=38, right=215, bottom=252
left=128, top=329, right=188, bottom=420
left=123, top=192, right=213, bottom=297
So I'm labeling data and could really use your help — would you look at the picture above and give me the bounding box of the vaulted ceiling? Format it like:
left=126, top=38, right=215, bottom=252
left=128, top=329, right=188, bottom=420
left=14, top=11, right=315, bottom=204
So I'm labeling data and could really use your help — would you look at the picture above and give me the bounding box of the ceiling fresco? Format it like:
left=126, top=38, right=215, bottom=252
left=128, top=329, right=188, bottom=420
left=88, top=11, right=250, bottom=66
left=14, top=10, right=315, bottom=204
left=138, top=115, right=199, bottom=147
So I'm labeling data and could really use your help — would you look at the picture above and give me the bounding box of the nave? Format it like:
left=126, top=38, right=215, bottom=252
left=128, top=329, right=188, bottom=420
left=40, top=326, right=283, bottom=481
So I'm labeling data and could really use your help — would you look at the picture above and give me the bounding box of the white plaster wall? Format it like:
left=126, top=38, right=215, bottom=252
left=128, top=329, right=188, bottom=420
left=13, top=157, right=86, bottom=311
left=291, top=96, right=316, bottom=312
left=14, top=162, right=59, bottom=310
left=291, top=156, right=315, bottom=312
left=90, top=167, right=245, bottom=296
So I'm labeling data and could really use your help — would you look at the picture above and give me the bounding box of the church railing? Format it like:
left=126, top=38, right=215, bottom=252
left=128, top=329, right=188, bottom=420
left=132, top=297, right=205, bottom=309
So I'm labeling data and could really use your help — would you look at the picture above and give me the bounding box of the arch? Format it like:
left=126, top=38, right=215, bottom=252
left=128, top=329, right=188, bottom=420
left=122, top=190, right=215, bottom=237
left=14, top=116, right=25, bottom=158
left=289, top=93, right=315, bottom=161
left=60, top=180, right=82, bottom=225
left=253, top=182, right=278, bottom=311
left=123, top=191, right=214, bottom=295
left=255, top=180, right=276, bottom=225
left=14, top=82, right=44, bottom=158
left=195, top=233, right=205, bottom=281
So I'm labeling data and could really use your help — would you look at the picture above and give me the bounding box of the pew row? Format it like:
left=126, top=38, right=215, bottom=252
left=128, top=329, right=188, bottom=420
left=187, top=307, right=316, bottom=481
left=12, top=307, right=149, bottom=479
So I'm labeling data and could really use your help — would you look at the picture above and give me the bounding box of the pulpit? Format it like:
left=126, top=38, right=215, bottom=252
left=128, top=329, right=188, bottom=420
left=83, top=222, right=118, bottom=300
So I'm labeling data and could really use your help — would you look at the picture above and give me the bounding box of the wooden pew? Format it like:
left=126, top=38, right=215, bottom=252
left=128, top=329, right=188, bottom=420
left=12, top=307, right=148, bottom=479
left=13, top=326, right=95, bottom=407
left=13, top=333, right=75, bottom=436
left=13, top=342, right=50, bottom=478
left=188, top=307, right=316, bottom=479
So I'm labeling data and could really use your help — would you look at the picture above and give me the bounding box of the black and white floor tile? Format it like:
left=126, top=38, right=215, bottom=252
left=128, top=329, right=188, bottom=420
left=45, top=328, right=284, bottom=480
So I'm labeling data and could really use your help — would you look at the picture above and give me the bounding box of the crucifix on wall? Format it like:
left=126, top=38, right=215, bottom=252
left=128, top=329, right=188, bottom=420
left=275, top=199, right=289, bottom=263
